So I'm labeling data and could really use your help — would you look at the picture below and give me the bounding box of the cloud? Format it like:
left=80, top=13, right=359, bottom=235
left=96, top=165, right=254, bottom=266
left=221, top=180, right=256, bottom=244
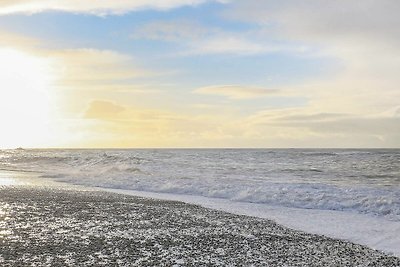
left=2, top=8, right=399, bottom=148
left=0, top=31, right=39, bottom=49
left=0, top=0, right=227, bottom=15
left=242, top=107, right=400, bottom=147
left=226, top=1, right=400, bottom=63
left=0, top=31, right=174, bottom=145
left=224, top=1, right=400, bottom=65
left=132, top=19, right=213, bottom=42
left=0, top=30, right=133, bottom=82
left=277, top=113, right=349, bottom=122
left=277, top=114, right=400, bottom=147
left=80, top=99, right=400, bottom=148
left=226, top=0, right=400, bottom=40
left=293, top=117, right=400, bottom=136
left=85, top=100, right=126, bottom=119
left=132, top=20, right=309, bottom=55
left=0, top=35, right=152, bottom=91
left=190, top=36, right=275, bottom=55
left=0, top=30, right=175, bottom=116
left=194, top=85, right=279, bottom=99
left=83, top=99, right=183, bottom=125
left=48, top=49, right=151, bottom=90
left=223, top=1, right=400, bottom=119
left=80, top=99, right=209, bottom=147
left=0, top=30, right=38, bottom=47
left=46, top=48, right=171, bottom=123
left=266, top=111, right=400, bottom=136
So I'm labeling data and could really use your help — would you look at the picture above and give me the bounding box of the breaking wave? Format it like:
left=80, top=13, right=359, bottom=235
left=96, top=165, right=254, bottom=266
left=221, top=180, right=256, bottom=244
left=0, top=148, right=399, bottom=220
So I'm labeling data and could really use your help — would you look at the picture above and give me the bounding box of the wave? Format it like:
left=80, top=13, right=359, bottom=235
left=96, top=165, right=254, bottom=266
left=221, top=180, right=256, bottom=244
left=1, top=149, right=399, bottom=220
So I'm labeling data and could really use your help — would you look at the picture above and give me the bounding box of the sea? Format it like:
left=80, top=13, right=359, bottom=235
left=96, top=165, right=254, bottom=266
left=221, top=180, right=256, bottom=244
left=1, top=149, right=399, bottom=255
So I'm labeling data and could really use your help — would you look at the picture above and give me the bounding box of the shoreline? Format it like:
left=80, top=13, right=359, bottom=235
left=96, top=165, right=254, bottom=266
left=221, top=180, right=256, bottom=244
left=104, top=187, right=400, bottom=257
left=1, top=170, right=400, bottom=258
left=1, top=182, right=400, bottom=266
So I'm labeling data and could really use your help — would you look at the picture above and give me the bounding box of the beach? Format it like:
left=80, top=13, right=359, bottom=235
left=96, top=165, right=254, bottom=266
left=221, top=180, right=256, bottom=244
left=1, top=148, right=400, bottom=257
left=1, top=0, right=400, bottom=265
left=1, top=182, right=399, bottom=266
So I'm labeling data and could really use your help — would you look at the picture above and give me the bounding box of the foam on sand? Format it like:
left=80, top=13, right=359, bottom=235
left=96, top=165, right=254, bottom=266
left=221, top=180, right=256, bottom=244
left=106, top=188, right=400, bottom=257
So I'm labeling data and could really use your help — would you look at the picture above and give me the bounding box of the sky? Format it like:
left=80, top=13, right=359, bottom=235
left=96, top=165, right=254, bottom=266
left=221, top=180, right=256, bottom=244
left=0, top=0, right=399, bottom=148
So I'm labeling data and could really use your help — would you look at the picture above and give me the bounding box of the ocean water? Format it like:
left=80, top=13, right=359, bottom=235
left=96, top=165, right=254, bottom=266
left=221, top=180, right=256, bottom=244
left=0, top=149, right=399, bottom=221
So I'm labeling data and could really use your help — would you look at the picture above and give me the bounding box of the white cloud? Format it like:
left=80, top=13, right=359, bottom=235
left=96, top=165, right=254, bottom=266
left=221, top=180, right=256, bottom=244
left=133, top=19, right=213, bottom=42
left=0, top=31, right=39, bottom=49
left=223, top=1, right=400, bottom=119
left=191, top=36, right=273, bottom=55
left=85, top=100, right=126, bottom=119
left=195, top=85, right=279, bottom=99
left=241, top=107, right=400, bottom=147
left=50, top=49, right=150, bottom=88
left=226, top=1, right=400, bottom=62
left=133, top=19, right=310, bottom=55
left=226, top=0, right=400, bottom=39
left=0, top=0, right=227, bottom=15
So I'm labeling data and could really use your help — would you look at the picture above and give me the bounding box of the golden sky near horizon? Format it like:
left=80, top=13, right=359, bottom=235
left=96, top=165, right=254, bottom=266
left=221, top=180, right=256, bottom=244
left=0, top=0, right=399, bottom=148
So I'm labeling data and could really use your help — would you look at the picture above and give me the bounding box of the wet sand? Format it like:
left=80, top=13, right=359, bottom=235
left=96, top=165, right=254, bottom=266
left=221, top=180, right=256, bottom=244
left=0, top=185, right=399, bottom=266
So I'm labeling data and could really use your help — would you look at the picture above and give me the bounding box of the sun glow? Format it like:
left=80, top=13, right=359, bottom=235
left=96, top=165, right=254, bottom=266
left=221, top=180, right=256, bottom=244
left=0, top=48, right=57, bottom=148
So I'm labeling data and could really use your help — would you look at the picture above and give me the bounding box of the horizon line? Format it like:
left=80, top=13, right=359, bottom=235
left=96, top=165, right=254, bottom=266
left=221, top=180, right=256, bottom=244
left=2, top=147, right=400, bottom=150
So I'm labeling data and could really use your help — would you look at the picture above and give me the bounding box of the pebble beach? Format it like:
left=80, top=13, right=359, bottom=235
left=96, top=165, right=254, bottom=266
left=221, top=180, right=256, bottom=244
left=1, top=184, right=399, bottom=266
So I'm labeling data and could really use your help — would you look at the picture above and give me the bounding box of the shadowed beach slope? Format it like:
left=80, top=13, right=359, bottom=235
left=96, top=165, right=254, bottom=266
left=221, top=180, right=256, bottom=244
left=0, top=186, right=399, bottom=266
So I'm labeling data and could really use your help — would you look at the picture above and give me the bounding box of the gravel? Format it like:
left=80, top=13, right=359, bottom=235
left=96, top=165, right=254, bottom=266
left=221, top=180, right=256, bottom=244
left=0, top=186, right=399, bottom=266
